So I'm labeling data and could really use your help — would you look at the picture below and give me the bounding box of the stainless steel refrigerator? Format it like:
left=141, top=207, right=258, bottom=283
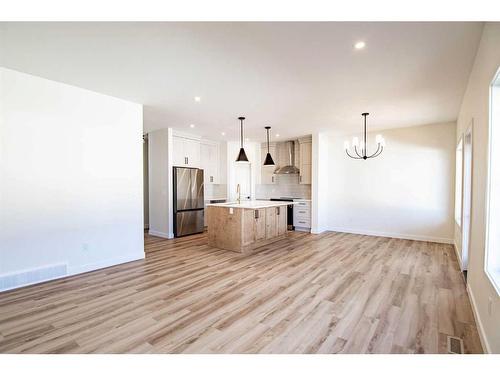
left=173, top=167, right=204, bottom=237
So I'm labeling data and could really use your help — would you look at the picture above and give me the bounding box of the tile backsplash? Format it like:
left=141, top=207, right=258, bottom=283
left=256, top=174, right=311, bottom=199
left=205, top=184, right=227, bottom=199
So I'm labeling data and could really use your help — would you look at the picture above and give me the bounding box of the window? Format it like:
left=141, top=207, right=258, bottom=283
left=455, top=138, right=463, bottom=227
left=485, top=67, right=500, bottom=295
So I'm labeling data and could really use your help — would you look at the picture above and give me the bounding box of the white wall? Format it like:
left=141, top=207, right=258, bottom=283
left=143, top=139, right=149, bottom=229
left=325, top=122, right=456, bottom=243
left=147, top=128, right=174, bottom=239
left=0, top=67, right=144, bottom=291
left=226, top=141, right=260, bottom=201
left=311, top=132, right=330, bottom=234
left=454, top=23, right=500, bottom=353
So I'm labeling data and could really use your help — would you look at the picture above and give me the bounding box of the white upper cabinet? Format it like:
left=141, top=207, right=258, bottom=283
left=298, top=138, right=312, bottom=184
left=260, top=143, right=277, bottom=184
left=172, top=135, right=201, bottom=168
left=200, top=141, right=220, bottom=185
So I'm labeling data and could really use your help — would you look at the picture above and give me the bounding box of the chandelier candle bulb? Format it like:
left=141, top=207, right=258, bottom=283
left=344, top=141, right=350, bottom=150
left=376, top=134, right=383, bottom=143
left=352, top=137, right=359, bottom=147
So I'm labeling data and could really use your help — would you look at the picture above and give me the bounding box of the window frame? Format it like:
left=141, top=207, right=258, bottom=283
left=484, top=66, right=500, bottom=296
left=455, top=137, right=464, bottom=228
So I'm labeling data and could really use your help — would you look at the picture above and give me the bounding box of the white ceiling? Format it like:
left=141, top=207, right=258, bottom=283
left=0, top=22, right=483, bottom=142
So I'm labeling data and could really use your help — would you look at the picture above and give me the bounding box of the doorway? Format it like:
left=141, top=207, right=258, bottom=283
left=461, top=123, right=473, bottom=275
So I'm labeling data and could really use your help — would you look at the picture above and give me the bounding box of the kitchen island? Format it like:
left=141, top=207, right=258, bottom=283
left=206, top=200, right=296, bottom=254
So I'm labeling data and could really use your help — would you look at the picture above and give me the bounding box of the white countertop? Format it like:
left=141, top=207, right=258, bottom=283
left=207, top=200, right=298, bottom=209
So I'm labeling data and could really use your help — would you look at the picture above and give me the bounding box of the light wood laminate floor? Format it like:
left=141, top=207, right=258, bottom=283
left=0, top=231, right=482, bottom=353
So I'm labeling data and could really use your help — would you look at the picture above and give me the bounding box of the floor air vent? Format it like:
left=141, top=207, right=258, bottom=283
left=447, top=335, right=464, bottom=354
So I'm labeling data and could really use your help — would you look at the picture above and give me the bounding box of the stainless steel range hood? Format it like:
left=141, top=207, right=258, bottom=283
left=275, top=141, right=300, bottom=174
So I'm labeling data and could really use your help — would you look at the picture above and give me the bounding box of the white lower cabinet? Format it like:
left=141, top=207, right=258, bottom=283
left=293, top=200, right=311, bottom=231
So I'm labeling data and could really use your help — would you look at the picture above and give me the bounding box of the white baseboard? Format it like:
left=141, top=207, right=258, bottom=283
left=327, top=226, right=454, bottom=244
left=310, top=227, right=326, bottom=234
left=0, top=252, right=145, bottom=293
left=453, top=243, right=465, bottom=271
left=466, top=283, right=492, bottom=353
left=148, top=229, right=173, bottom=239
left=68, top=253, right=145, bottom=276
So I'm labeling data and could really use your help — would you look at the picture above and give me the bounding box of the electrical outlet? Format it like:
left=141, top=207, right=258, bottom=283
left=82, top=243, right=89, bottom=252
left=488, top=297, right=493, bottom=316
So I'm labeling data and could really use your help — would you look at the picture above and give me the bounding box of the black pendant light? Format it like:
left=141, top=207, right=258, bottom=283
left=236, top=116, right=249, bottom=162
left=263, top=126, right=275, bottom=165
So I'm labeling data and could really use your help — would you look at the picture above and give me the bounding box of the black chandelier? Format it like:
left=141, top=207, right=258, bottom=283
left=344, top=113, right=385, bottom=160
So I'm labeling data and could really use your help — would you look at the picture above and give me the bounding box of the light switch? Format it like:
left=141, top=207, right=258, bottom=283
left=229, top=208, right=234, bottom=215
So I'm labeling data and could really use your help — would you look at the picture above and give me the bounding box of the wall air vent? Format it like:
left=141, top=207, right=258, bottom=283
left=0, top=263, right=68, bottom=292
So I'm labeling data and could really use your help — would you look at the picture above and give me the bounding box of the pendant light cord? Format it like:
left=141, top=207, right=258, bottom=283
left=267, top=128, right=270, bottom=153
left=240, top=118, right=244, bottom=148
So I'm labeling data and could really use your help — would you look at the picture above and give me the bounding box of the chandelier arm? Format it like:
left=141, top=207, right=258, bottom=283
left=367, top=145, right=384, bottom=158
left=366, top=143, right=381, bottom=158
left=346, top=149, right=361, bottom=159
left=375, top=146, right=384, bottom=157
left=354, top=146, right=363, bottom=158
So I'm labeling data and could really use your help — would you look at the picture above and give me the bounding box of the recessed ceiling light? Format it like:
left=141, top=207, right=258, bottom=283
left=194, top=96, right=201, bottom=102
left=221, top=132, right=226, bottom=136
left=354, top=41, right=366, bottom=50
left=190, top=124, right=195, bottom=128
left=276, top=134, right=280, bottom=137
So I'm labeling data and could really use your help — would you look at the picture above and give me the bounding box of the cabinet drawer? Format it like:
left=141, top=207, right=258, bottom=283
left=294, top=217, right=311, bottom=228
left=294, top=207, right=310, bottom=217
left=295, top=201, right=311, bottom=208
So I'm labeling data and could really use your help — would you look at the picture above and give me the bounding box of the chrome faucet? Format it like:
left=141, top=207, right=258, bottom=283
left=236, top=184, right=241, bottom=204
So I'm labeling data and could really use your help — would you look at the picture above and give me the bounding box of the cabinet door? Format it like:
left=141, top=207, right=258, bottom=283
left=261, top=145, right=276, bottom=184
left=299, top=164, right=311, bottom=184
left=242, top=210, right=256, bottom=246
left=299, top=142, right=312, bottom=164
left=209, top=143, right=219, bottom=183
left=200, top=143, right=211, bottom=185
left=277, top=206, right=287, bottom=236
left=185, top=139, right=200, bottom=167
left=299, top=141, right=312, bottom=184
left=172, top=137, right=186, bottom=167
left=255, top=209, right=266, bottom=240
left=265, top=207, right=278, bottom=239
